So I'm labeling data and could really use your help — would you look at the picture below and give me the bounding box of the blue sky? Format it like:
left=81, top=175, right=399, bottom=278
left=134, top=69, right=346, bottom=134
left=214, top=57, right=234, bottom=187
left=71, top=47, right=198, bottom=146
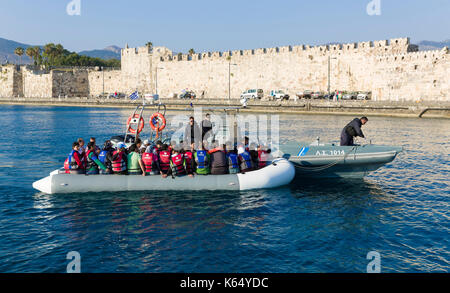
left=0, top=0, right=449, bottom=52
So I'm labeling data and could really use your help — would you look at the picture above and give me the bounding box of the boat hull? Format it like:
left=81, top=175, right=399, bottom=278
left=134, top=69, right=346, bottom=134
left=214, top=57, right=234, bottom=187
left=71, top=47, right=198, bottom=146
left=32, top=158, right=295, bottom=194
left=281, top=143, right=403, bottom=179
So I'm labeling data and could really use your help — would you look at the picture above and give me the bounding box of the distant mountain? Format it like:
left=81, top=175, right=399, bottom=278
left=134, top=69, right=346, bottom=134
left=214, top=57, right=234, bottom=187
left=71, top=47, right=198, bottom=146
left=0, top=37, right=35, bottom=64
left=416, top=40, right=450, bottom=51
left=78, top=46, right=122, bottom=60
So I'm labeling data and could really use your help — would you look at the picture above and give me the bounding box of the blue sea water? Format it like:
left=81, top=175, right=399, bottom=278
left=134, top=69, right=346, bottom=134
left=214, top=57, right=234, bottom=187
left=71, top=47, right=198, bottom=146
left=0, top=105, right=448, bottom=273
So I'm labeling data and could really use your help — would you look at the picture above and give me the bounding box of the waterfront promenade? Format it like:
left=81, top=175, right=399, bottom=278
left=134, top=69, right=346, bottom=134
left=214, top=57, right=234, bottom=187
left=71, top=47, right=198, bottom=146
left=1, top=96, right=449, bottom=118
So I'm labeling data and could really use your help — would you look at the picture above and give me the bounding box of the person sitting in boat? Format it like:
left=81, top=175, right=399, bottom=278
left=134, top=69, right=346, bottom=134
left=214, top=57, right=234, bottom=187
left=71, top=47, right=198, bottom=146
left=142, top=148, right=161, bottom=176
left=127, top=144, right=146, bottom=176
left=249, top=142, right=259, bottom=169
left=159, top=144, right=172, bottom=178
left=89, top=137, right=101, bottom=155
left=209, top=141, right=228, bottom=175
left=169, top=147, right=191, bottom=177
left=98, top=140, right=114, bottom=174
left=183, top=143, right=195, bottom=176
left=194, top=143, right=211, bottom=175
left=225, top=141, right=240, bottom=174
left=237, top=145, right=254, bottom=173
left=77, top=138, right=86, bottom=157
left=151, top=140, right=163, bottom=156
left=64, top=142, right=86, bottom=174
left=86, top=142, right=107, bottom=175
left=340, top=117, right=368, bottom=146
left=257, top=144, right=272, bottom=169
left=111, top=143, right=128, bottom=175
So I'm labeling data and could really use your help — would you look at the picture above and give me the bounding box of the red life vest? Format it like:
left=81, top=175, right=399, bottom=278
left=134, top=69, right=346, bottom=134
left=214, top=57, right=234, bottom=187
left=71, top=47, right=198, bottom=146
left=184, top=151, right=193, bottom=173
left=171, top=153, right=186, bottom=176
left=159, top=150, right=171, bottom=173
left=142, top=152, right=157, bottom=173
left=258, top=150, right=270, bottom=169
left=112, top=151, right=126, bottom=172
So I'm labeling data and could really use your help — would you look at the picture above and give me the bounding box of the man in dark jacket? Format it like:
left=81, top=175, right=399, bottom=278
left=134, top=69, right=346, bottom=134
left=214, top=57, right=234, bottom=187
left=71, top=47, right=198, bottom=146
left=184, top=116, right=202, bottom=146
left=340, top=117, right=368, bottom=146
left=201, top=113, right=213, bottom=140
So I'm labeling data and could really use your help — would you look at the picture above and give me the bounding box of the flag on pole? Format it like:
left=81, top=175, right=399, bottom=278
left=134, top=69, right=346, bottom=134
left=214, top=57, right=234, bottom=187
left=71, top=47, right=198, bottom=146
left=129, top=91, right=139, bottom=100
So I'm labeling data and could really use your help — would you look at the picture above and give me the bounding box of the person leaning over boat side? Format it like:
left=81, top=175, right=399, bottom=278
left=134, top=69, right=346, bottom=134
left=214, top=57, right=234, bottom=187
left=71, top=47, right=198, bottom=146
left=127, top=144, right=146, bottom=176
left=340, top=117, right=368, bottom=146
left=64, top=142, right=86, bottom=174
left=159, top=144, right=172, bottom=178
left=194, top=143, right=211, bottom=175
left=86, top=142, right=107, bottom=175
left=99, top=140, right=114, bottom=174
left=209, top=141, right=228, bottom=175
left=111, top=143, right=128, bottom=175
left=237, top=145, right=254, bottom=173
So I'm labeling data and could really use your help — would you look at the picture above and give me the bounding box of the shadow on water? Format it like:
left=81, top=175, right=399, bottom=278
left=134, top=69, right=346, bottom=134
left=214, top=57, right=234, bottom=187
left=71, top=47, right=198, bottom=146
left=289, top=176, right=388, bottom=200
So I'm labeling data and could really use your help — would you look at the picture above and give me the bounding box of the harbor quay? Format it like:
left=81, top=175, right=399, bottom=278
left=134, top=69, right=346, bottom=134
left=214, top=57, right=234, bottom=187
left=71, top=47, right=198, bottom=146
left=1, top=96, right=449, bottom=118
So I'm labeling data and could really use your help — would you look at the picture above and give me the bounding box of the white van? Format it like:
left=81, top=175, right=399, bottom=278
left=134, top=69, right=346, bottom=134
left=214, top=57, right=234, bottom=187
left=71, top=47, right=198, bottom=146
left=240, top=89, right=263, bottom=100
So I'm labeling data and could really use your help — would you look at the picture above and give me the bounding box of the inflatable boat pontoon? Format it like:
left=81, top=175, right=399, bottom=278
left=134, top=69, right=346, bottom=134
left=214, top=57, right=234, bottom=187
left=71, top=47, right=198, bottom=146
left=32, top=158, right=295, bottom=194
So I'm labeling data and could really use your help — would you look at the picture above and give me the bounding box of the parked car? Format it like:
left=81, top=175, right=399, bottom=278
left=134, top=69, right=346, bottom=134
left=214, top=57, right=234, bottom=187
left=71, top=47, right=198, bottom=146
left=301, top=90, right=314, bottom=99
left=357, top=92, right=371, bottom=100
left=179, top=91, right=196, bottom=99
left=341, top=93, right=357, bottom=100
left=240, top=89, right=263, bottom=100
left=109, top=92, right=126, bottom=99
left=311, top=91, right=325, bottom=99
left=270, top=90, right=289, bottom=100
left=323, top=93, right=335, bottom=100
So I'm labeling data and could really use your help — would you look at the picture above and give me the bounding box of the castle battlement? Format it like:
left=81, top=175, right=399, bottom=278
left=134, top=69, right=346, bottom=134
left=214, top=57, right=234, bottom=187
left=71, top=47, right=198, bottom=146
left=150, top=37, right=418, bottom=63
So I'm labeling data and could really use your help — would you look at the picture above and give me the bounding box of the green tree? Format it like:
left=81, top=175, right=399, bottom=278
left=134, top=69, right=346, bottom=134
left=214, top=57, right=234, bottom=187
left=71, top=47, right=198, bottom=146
left=14, top=47, right=24, bottom=65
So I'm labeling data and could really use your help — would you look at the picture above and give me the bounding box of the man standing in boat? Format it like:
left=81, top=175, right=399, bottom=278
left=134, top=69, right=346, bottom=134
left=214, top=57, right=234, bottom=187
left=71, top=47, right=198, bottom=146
left=340, top=117, right=368, bottom=146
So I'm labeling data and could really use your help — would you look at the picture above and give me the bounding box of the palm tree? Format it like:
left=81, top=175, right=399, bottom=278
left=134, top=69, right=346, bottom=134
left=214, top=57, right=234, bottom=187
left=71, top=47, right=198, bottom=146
left=26, top=47, right=34, bottom=65
left=14, top=47, right=24, bottom=65
left=26, top=46, right=41, bottom=66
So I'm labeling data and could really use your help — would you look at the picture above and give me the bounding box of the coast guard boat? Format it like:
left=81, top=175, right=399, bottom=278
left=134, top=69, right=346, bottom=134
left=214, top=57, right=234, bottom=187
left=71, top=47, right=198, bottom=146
left=278, top=139, right=403, bottom=179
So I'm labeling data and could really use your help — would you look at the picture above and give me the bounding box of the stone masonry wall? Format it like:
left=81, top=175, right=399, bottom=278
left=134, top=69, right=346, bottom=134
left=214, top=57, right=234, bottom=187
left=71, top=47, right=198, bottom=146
left=1, top=37, right=449, bottom=101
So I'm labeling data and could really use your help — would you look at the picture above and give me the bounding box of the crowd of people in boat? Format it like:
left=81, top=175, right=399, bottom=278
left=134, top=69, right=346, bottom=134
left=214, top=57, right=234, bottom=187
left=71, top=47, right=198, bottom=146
left=64, top=136, right=274, bottom=177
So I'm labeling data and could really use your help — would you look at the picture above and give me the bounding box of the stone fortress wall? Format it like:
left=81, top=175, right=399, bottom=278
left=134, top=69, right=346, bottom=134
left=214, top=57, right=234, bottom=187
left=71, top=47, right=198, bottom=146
left=1, top=37, right=448, bottom=102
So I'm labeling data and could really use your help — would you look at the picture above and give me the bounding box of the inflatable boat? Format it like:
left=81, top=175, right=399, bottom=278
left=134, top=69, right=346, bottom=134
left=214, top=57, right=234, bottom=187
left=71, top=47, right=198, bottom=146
left=279, top=141, right=403, bottom=179
left=32, top=158, right=295, bottom=194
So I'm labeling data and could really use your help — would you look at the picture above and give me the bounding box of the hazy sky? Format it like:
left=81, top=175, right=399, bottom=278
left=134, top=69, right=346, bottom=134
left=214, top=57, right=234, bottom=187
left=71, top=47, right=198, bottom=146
left=1, top=0, right=449, bottom=52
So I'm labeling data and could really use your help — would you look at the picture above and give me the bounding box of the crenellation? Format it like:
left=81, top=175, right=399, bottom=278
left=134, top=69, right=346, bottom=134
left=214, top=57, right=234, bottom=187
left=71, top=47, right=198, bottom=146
left=2, top=37, right=448, bottom=102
